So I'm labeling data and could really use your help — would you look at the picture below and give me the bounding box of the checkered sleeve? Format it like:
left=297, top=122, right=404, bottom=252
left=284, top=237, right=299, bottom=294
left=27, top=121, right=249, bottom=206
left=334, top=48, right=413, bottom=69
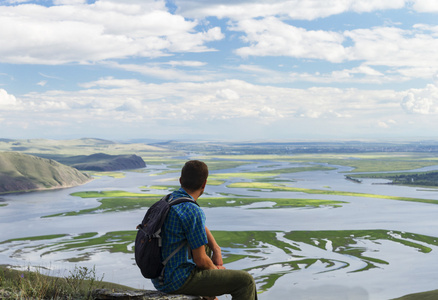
left=178, top=202, right=208, bottom=250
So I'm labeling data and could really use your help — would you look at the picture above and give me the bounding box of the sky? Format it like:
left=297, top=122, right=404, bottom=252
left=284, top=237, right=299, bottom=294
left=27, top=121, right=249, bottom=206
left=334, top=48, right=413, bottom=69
left=1, top=0, right=438, bottom=142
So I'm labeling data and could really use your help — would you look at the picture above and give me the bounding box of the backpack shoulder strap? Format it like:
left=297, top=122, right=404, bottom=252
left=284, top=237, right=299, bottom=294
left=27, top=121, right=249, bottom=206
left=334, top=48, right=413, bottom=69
left=156, top=195, right=200, bottom=282
left=168, top=196, right=200, bottom=207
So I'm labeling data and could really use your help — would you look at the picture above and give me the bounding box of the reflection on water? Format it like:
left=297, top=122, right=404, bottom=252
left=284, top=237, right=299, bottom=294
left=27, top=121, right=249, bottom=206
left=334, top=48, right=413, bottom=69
left=1, top=162, right=438, bottom=300
left=2, top=228, right=437, bottom=299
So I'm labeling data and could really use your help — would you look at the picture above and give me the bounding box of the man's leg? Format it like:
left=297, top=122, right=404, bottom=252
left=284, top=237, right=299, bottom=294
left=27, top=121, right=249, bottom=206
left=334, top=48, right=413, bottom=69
left=172, top=268, right=257, bottom=300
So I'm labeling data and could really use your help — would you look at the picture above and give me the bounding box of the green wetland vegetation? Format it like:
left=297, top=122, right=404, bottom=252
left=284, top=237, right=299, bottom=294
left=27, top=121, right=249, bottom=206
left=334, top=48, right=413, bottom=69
left=205, top=152, right=438, bottom=173
left=227, top=181, right=438, bottom=205
left=45, top=153, right=438, bottom=219
left=45, top=190, right=346, bottom=217
left=3, top=228, right=438, bottom=296
left=351, top=171, right=438, bottom=187
left=3, top=139, right=438, bottom=299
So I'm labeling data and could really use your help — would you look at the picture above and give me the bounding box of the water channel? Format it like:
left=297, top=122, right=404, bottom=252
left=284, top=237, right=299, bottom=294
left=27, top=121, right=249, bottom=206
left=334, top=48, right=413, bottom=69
left=1, top=159, right=438, bottom=300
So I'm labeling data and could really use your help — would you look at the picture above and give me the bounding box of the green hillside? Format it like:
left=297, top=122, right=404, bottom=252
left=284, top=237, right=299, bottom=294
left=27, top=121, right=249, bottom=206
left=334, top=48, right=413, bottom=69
left=54, top=153, right=146, bottom=171
left=0, top=152, right=91, bottom=194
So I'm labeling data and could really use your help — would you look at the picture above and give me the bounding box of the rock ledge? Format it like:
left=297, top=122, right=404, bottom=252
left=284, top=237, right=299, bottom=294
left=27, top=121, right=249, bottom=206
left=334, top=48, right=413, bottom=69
left=92, top=289, right=202, bottom=300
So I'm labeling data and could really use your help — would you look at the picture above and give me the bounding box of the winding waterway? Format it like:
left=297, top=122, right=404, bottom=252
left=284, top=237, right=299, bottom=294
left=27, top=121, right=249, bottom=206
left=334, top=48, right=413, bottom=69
left=1, top=159, right=438, bottom=300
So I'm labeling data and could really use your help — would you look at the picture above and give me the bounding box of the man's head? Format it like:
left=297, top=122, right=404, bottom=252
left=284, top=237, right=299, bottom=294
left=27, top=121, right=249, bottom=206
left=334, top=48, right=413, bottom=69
left=180, top=160, right=209, bottom=193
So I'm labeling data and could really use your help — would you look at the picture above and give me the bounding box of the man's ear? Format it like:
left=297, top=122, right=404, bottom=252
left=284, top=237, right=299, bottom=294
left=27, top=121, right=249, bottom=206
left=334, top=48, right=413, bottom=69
left=201, top=179, right=207, bottom=189
left=179, top=177, right=182, bottom=185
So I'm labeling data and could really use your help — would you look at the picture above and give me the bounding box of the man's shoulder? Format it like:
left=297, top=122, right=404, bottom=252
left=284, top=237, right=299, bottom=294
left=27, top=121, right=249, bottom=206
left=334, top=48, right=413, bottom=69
left=170, top=200, right=203, bottom=219
left=172, top=200, right=200, bottom=211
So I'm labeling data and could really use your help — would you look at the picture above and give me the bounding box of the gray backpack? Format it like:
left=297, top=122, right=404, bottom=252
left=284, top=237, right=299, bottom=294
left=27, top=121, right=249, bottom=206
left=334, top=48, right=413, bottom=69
left=134, top=194, right=198, bottom=281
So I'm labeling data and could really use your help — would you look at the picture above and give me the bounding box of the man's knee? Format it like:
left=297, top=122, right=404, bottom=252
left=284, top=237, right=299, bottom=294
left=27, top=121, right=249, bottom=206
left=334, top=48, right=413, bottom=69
left=233, top=270, right=255, bottom=287
left=229, top=270, right=257, bottom=299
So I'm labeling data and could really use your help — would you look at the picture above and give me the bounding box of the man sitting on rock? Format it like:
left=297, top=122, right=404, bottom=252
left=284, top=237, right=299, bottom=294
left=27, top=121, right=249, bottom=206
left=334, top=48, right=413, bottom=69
left=151, top=160, right=258, bottom=300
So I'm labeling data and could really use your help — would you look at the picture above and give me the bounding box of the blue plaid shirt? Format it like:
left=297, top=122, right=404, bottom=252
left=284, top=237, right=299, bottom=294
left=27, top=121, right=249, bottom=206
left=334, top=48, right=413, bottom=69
left=151, top=188, right=208, bottom=292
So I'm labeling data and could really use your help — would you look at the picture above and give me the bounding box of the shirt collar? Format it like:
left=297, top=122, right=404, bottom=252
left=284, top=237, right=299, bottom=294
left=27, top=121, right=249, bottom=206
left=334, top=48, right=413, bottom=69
left=170, top=187, right=194, bottom=201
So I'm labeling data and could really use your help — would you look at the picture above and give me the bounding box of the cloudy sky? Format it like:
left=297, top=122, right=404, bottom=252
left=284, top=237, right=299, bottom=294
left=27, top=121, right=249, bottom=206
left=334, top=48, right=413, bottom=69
left=1, top=0, right=438, bottom=141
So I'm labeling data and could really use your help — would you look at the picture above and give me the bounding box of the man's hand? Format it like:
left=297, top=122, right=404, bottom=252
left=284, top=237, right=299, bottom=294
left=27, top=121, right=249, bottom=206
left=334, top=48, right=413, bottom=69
left=192, top=245, right=218, bottom=270
left=205, top=226, right=224, bottom=267
left=211, top=247, right=224, bottom=267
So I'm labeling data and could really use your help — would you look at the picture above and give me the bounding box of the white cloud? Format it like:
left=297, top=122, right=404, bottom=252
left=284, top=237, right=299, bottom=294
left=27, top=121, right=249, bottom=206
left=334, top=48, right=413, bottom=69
left=175, top=0, right=406, bottom=21
left=116, top=98, right=145, bottom=114
left=259, top=106, right=282, bottom=118
left=230, top=18, right=438, bottom=80
left=411, top=0, right=438, bottom=12
left=401, top=84, right=438, bottom=114
left=378, top=121, right=390, bottom=128
left=9, top=78, right=400, bottom=124
left=105, top=62, right=215, bottom=82
left=4, top=0, right=30, bottom=3
left=0, top=89, right=20, bottom=109
left=165, top=61, right=207, bottom=67
left=351, top=65, right=384, bottom=77
left=38, top=73, right=63, bottom=80
left=53, top=0, right=86, bottom=5
left=215, top=88, right=240, bottom=101
left=378, top=119, right=396, bottom=128
left=234, top=63, right=392, bottom=85
left=434, top=73, right=438, bottom=85
left=2, top=0, right=436, bottom=84
left=2, top=76, right=420, bottom=139
left=0, top=0, right=223, bottom=64
left=345, top=26, right=438, bottom=69
left=233, top=17, right=346, bottom=62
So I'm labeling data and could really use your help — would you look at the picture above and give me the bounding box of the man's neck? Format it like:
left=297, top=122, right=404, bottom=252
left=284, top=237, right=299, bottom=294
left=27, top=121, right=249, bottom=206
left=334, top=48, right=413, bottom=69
left=182, top=188, right=202, bottom=201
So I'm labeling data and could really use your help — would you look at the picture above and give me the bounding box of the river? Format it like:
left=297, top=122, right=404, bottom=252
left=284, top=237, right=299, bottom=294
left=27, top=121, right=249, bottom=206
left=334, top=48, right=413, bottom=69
left=1, top=160, right=438, bottom=300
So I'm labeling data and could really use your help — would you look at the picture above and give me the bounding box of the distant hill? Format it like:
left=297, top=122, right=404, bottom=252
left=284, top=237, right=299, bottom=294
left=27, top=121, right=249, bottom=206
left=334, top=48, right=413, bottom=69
left=0, top=152, right=91, bottom=194
left=59, top=153, right=146, bottom=171
left=0, top=138, right=167, bottom=155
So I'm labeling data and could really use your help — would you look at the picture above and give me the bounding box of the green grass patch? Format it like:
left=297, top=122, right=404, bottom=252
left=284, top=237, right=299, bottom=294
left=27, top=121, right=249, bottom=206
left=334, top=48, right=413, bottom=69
left=203, top=153, right=438, bottom=173
left=209, top=166, right=335, bottom=182
left=46, top=195, right=345, bottom=218
left=161, top=159, right=252, bottom=172
left=209, top=172, right=272, bottom=180
left=285, top=229, right=437, bottom=256
left=72, top=232, right=99, bottom=240
left=44, top=197, right=161, bottom=217
left=202, top=160, right=253, bottom=171
left=0, top=234, right=68, bottom=244
left=139, top=158, right=186, bottom=165
left=206, top=179, right=226, bottom=186
left=351, top=171, right=438, bottom=188
left=212, top=231, right=299, bottom=253
left=198, top=154, right=291, bottom=161
left=0, top=265, right=133, bottom=300
left=393, top=289, right=438, bottom=300
left=140, top=185, right=176, bottom=190
left=227, top=182, right=438, bottom=205
left=88, top=172, right=125, bottom=178
left=254, top=166, right=336, bottom=174
left=198, top=197, right=345, bottom=209
left=70, top=190, right=160, bottom=198
left=151, top=170, right=180, bottom=176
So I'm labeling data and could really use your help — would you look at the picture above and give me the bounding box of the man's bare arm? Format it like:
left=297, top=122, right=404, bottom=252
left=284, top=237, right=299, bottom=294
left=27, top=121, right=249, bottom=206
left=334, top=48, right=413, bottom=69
left=192, top=245, right=225, bottom=270
left=205, top=226, right=223, bottom=267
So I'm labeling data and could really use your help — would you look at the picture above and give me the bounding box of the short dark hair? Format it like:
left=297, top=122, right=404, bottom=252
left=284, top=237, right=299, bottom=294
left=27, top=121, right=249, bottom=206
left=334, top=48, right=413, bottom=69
left=180, top=160, right=208, bottom=191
